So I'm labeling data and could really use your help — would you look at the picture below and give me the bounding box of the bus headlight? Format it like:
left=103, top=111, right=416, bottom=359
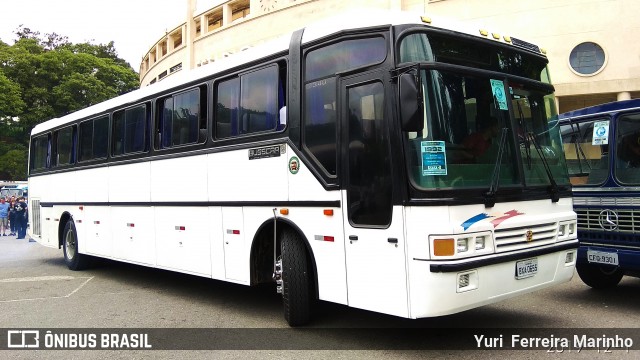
left=430, top=232, right=494, bottom=259
left=457, top=238, right=469, bottom=253
left=558, top=220, right=577, bottom=240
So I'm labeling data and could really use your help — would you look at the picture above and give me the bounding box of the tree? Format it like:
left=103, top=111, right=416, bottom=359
left=0, top=27, right=139, bottom=180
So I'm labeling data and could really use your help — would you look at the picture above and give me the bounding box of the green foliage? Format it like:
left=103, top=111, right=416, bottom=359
left=0, top=27, right=139, bottom=180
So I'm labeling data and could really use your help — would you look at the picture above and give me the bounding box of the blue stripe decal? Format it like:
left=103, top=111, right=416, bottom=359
left=461, top=213, right=492, bottom=231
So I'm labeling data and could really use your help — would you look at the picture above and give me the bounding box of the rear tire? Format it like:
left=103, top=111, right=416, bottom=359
left=576, top=262, right=623, bottom=289
left=281, top=229, right=312, bottom=326
left=63, top=220, right=91, bottom=271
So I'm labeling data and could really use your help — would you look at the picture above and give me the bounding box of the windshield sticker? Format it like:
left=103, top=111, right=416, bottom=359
left=490, top=79, right=508, bottom=110
left=421, top=141, right=447, bottom=176
left=461, top=209, right=525, bottom=230
left=592, top=121, right=609, bottom=145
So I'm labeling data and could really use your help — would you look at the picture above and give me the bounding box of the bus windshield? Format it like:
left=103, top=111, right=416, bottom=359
left=399, top=32, right=569, bottom=192
left=615, top=113, right=640, bottom=184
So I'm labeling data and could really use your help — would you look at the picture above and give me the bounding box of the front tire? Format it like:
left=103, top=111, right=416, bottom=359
left=576, top=262, right=623, bottom=289
left=281, top=229, right=313, bottom=326
left=63, top=220, right=90, bottom=270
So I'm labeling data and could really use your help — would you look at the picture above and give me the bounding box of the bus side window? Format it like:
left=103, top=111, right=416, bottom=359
left=215, top=64, right=280, bottom=139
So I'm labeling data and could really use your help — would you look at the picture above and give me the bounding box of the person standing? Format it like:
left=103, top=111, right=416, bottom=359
left=8, top=200, right=17, bottom=236
left=0, top=198, right=9, bottom=236
left=14, top=197, right=28, bottom=239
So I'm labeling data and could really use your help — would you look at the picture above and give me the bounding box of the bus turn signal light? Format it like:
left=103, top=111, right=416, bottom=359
left=434, top=238, right=455, bottom=256
left=279, top=208, right=289, bottom=215
left=323, top=209, right=333, bottom=216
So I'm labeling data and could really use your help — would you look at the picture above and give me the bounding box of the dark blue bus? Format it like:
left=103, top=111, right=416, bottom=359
left=559, top=99, right=640, bottom=288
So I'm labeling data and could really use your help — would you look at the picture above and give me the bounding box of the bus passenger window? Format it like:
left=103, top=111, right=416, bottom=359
left=112, top=104, right=149, bottom=156
left=55, top=126, right=75, bottom=166
left=215, top=65, right=280, bottom=139
left=157, top=87, right=204, bottom=149
left=30, top=134, right=51, bottom=170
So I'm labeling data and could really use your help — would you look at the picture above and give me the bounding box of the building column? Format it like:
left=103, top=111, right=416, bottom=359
left=200, top=14, right=208, bottom=36
left=223, top=3, right=232, bottom=26
left=186, top=0, right=197, bottom=70
left=618, top=92, right=631, bottom=101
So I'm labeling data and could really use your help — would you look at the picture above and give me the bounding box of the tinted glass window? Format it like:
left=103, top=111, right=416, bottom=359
left=31, top=134, right=51, bottom=170
left=79, top=120, right=93, bottom=162
left=113, top=104, right=148, bottom=155
left=347, top=81, right=391, bottom=226
left=399, top=33, right=550, bottom=82
left=158, top=88, right=202, bottom=148
left=56, top=126, right=75, bottom=166
left=79, top=116, right=109, bottom=162
left=215, top=66, right=280, bottom=139
left=304, top=77, right=337, bottom=175
left=94, top=116, right=109, bottom=159
left=215, top=78, right=239, bottom=139
left=561, top=120, right=609, bottom=185
left=305, top=37, right=386, bottom=81
left=615, top=113, right=640, bottom=184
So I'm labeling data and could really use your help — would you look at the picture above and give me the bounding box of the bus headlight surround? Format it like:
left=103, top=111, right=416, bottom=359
left=430, top=231, right=494, bottom=259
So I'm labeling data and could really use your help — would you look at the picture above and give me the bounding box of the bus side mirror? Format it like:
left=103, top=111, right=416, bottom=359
left=399, top=72, right=424, bottom=132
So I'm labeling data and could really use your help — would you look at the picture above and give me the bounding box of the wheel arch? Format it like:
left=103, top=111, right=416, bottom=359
left=249, top=217, right=319, bottom=298
left=57, top=211, right=73, bottom=249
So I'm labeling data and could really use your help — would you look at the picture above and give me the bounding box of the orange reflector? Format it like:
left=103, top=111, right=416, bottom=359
left=280, top=208, right=289, bottom=215
left=323, top=209, right=333, bottom=216
left=433, top=239, right=455, bottom=256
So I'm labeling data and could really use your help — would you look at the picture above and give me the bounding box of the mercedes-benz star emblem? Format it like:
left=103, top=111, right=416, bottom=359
left=598, top=209, right=618, bottom=231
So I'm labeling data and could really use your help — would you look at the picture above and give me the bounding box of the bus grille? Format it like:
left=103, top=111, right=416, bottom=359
left=576, top=208, right=640, bottom=233
left=31, top=199, right=41, bottom=236
left=494, top=222, right=557, bottom=252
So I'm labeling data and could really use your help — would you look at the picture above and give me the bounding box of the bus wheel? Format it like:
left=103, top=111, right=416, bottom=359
left=576, top=262, right=623, bottom=289
left=280, top=229, right=312, bottom=326
left=63, top=220, right=90, bottom=271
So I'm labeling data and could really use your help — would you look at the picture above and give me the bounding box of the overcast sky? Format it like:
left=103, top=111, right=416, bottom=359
left=0, top=0, right=219, bottom=70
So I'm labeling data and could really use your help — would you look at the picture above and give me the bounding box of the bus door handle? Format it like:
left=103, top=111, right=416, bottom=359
left=348, top=235, right=358, bottom=241
left=388, top=238, right=398, bottom=244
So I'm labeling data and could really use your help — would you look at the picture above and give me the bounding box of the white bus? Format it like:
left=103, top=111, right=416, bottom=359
left=0, top=182, right=28, bottom=198
left=28, top=11, right=578, bottom=326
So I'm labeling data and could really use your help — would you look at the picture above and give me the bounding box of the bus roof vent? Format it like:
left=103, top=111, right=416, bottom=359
left=510, top=37, right=541, bottom=54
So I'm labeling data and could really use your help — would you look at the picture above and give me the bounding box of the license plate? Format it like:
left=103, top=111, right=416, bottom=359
left=587, top=250, right=619, bottom=266
left=515, top=258, right=538, bottom=279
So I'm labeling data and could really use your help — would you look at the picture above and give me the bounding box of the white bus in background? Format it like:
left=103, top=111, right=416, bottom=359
left=28, top=10, right=578, bottom=326
left=1, top=182, right=28, bottom=198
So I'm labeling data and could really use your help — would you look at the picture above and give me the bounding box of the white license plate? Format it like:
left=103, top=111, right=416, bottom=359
left=587, top=250, right=619, bottom=266
left=516, top=258, right=538, bottom=279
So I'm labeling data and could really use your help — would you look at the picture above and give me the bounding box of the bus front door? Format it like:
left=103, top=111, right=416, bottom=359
left=340, top=72, right=409, bottom=318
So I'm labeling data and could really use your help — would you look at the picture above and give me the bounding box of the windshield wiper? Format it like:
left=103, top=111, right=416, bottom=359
left=528, top=133, right=560, bottom=202
left=572, top=123, right=592, bottom=173
left=517, top=102, right=533, bottom=169
left=484, top=127, right=508, bottom=208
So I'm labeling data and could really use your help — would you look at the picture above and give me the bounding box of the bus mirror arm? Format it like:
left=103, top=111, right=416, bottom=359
left=398, top=71, right=424, bottom=132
